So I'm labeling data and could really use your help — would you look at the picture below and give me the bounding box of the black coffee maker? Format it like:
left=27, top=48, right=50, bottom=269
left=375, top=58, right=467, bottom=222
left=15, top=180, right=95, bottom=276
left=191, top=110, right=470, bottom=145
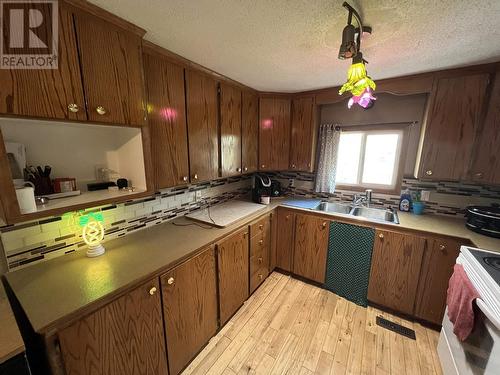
left=252, top=174, right=272, bottom=203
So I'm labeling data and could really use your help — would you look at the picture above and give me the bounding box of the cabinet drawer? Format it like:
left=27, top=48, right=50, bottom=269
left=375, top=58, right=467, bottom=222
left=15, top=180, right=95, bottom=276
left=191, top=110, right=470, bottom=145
left=250, top=249, right=268, bottom=273
left=250, top=265, right=269, bottom=293
left=250, top=230, right=270, bottom=258
left=250, top=215, right=271, bottom=239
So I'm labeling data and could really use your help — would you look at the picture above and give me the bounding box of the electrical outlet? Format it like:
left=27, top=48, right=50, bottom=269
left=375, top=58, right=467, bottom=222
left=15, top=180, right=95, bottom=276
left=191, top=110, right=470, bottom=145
left=420, top=190, right=431, bottom=201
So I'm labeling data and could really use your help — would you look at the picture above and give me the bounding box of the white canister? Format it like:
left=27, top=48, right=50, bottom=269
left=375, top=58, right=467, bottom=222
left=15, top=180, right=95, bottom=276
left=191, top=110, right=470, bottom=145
left=260, top=195, right=270, bottom=205
left=15, top=185, right=37, bottom=214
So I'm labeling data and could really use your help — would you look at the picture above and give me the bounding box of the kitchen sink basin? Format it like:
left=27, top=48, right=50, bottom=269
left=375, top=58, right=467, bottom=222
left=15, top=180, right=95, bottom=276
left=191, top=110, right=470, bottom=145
left=350, top=206, right=400, bottom=224
left=315, top=202, right=352, bottom=214
left=311, top=201, right=399, bottom=224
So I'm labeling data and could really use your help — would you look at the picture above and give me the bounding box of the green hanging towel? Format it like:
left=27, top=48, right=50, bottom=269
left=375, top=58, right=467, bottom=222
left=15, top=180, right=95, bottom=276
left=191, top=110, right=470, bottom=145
left=324, top=222, right=375, bottom=307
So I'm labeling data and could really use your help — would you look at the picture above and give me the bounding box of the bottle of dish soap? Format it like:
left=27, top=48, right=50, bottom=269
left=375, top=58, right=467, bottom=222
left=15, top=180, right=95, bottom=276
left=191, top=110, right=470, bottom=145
left=399, top=189, right=412, bottom=212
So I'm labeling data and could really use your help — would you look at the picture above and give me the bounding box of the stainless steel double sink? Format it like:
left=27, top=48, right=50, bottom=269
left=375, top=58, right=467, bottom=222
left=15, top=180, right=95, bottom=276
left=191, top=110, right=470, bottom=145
left=313, top=201, right=400, bottom=224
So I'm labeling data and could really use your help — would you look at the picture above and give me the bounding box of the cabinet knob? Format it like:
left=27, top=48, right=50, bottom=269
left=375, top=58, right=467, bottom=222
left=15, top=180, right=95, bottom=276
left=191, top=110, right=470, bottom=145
left=307, top=163, right=311, bottom=168
left=244, top=167, right=248, bottom=172
left=425, top=170, right=433, bottom=176
left=149, top=286, right=157, bottom=295
left=182, top=176, right=188, bottom=182
left=378, top=233, right=384, bottom=239
left=258, top=274, right=263, bottom=280
left=193, top=174, right=198, bottom=180
left=291, top=164, right=296, bottom=169
left=258, top=257, right=263, bottom=264
left=96, top=106, right=107, bottom=115
left=68, top=103, right=79, bottom=113
left=261, top=164, right=266, bottom=169
left=285, top=215, right=290, bottom=220
left=474, top=172, right=483, bottom=178
left=259, top=224, right=264, bottom=230
left=322, top=222, right=327, bottom=228
left=167, top=277, right=175, bottom=285
left=237, top=167, right=242, bottom=173
left=439, top=244, right=446, bottom=251
left=259, top=239, right=264, bottom=245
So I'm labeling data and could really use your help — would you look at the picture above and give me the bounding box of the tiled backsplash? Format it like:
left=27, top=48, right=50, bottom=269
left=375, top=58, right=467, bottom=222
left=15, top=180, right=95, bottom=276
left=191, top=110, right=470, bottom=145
left=270, top=172, right=500, bottom=215
left=0, top=176, right=251, bottom=270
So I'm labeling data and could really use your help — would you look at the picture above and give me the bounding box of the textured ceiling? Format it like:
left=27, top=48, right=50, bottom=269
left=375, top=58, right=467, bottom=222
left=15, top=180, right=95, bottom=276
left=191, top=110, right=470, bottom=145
left=89, top=0, right=500, bottom=92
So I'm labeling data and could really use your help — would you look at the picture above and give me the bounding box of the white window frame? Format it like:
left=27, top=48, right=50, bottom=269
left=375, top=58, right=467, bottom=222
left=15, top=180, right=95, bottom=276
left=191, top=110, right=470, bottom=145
left=336, top=129, right=404, bottom=192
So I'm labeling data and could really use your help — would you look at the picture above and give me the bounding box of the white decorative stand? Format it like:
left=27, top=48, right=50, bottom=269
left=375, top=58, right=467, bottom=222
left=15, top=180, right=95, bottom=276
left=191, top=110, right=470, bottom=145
left=86, top=244, right=106, bottom=258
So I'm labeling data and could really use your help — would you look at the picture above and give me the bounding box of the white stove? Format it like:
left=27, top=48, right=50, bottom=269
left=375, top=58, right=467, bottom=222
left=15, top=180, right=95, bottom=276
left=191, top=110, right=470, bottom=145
left=438, top=246, right=500, bottom=375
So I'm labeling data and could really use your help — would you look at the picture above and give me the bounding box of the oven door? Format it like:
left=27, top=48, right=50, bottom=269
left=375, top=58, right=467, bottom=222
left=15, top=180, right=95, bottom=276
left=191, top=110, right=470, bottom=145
left=439, top=306, right=500, bottom=374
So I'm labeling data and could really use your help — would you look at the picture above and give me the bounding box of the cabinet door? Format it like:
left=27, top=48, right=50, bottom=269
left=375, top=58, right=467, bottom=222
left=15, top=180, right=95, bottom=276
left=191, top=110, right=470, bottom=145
left=470, top=72, right=500, bottom=185
left=217, top=228, right=249, bottom=324
left=144, top=53, right=189, bottom=188
left=259, top=97, right=291, bottom=170
left=0, top=4, right=86, bottom=121
left=74, top=12, right=145, bottom=126
left=290, top=97, right=315, bottom=172
left=275, top=208, right=296, bottom=272
left=415, top=238, right=461, bottom=324
left=220, top=83, right=242, bottom=177
left=419, top=74, right=489, bottom=180
left=368, top=230, right=426, bottom=315
left=186, top=70, right=219, bottom=182
left=293, top=213, right=329, bottom=283
left=241, top=91, right=259, bottom=174
left=161, top=247, right=217, bottom=375
left=59, top=278, right=168, bottom=375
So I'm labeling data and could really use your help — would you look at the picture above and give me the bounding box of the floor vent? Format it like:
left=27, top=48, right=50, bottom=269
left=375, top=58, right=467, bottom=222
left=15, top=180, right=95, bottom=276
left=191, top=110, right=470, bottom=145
left=376, top=316, right=416, bottom=340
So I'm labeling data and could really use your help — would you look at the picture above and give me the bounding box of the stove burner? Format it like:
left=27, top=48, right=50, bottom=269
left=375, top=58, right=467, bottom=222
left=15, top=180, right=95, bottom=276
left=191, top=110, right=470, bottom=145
left=483, top=257, right=500, bottom=271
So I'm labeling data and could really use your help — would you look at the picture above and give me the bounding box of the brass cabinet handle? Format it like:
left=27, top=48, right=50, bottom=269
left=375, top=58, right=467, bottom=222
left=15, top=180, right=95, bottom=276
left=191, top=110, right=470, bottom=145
left=244, top=167, right=248, bottom=172
left=149, top=286, right=157, bottom=295
left=68, top=103, right=79, bottom=113
left=193, top=174, right=198, bottom=180
left=258, top=274, right=263, bottom=280
left=285, top=215, right=290, bottom=220
left=182, top=176, right=188, bottom=182
left=378, top=233, right=384, bottom=239
left=96, top=106, right=107, bottom=115
left=291, top=164, right=296, bottom=169
left=261, top=164, right=266, bottom=169
left=474, top=172, right=483, bottom=178
left=167, top=277, right=175, bottom=285
left=322, top=222, right=327, bottom=228
left=439, top=244, right=446, bottom=251
left=237, top=167, right=242, bottom=173
left=258, top=257, right=263, bottom=264
left=425, top=170, right=433, bottom=176
left=259, top=224, right=264, bottom=230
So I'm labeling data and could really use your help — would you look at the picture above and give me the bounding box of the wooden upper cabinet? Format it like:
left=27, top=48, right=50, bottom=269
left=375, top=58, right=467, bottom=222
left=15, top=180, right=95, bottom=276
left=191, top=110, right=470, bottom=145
left=259, top=97, right=291, bottom=171
left=217, top=227, right=249, bottom=324
left=241, top=91, right=259, bottom=174
left=293, top=213, right=329, bottom=283
left=161, top=247, right=218, bottom=375
left=0, top=3, right=86, bottom=121
left=415, top=237, right=461, bottom=324
left=74, top=12, right=146, bottom=126
left=275, top=208, right=296, bottom=272
left=220, top=83, right=242, bottom=177
left=59, top=278, right=168, bottom=375
left=144, top=52, right=189, bottom=188
left=419, top=74, right=490, bottom=180
left=368, top=230, right=426, bottom=315
left=186, top=70, right=219, bottom=182
left=290, top=97, right=316, bottom=172
left=470, top=72, right=500, bottom=185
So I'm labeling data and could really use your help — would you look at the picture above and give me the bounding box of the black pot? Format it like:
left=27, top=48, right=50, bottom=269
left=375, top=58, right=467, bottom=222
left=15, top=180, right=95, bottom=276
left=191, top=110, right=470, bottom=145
left=465, top=204, right=500, bottom=238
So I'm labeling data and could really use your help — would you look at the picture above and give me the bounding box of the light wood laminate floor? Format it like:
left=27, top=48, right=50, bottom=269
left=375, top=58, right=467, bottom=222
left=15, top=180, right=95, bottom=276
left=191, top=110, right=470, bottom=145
left=182, top=272, right=443, bottom=375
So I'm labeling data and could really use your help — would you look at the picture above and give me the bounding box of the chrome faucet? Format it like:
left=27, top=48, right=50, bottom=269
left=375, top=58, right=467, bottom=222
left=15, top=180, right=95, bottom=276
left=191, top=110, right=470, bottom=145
left=352, top=189, right=373, bottom=207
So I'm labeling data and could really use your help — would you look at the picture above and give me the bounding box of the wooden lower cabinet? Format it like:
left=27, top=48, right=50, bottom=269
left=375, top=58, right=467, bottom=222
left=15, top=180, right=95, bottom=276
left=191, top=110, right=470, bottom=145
left=249, top=215, right=271, bottom=293
left=161, top=247, right=218, bottom=375
left=368, top=229, right=426, bottom=315
left=293, top=214, right=329, bottom=283
left=58, top=278, right=168, bottom=375
left=414, top=238, right=462, bottom=324
left=217, top=228, right=250, bottom=325
left=275, top=208, right=296, bottom=272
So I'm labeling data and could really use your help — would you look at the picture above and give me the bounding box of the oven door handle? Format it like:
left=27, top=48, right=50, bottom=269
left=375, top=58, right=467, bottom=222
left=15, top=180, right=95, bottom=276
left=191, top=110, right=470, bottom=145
left=476, top=298, right=500, bottom=330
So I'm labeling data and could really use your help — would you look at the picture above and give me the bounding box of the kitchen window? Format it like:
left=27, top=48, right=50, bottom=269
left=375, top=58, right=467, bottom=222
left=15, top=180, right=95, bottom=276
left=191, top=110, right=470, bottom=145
left=336, top=129, right=404, bottom=192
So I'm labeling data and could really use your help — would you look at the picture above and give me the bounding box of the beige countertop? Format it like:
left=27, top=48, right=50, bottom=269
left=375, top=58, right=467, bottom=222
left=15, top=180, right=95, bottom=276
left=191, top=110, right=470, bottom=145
left=0, top=284, right=24, bottom=363
left=5, top=198, right=500, bottom=335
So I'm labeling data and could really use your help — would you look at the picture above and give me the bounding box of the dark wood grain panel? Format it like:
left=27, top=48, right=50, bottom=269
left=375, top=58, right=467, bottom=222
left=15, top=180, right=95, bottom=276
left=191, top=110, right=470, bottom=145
left=185, top=70, right=219, bottom=182
left=368, top=230, right=426, bottom=315
left=144, top=53, right=189, bottom=188
left=275, top=208, right=296, bottom=272
left=217, top=228, right=249, bottom=324
left=161, top=247, right=217, bottom=375
left=241, top=91, right=259, bottom=173
left=220, top=83, right=242, bottom=177
left=74, top=12, right=146, bottom=126
left=292, top=213, right=329, bottom=283
left=290, top=96, right=315, bottom=172
left=414, top=238, right=461, bottom=324
left=419, top=74, right=489, bottom=180
left=470, top=72, right=500, bottom=185
left=259, top=97, right=291, bottom=170
left=58, top=278, right=168, bottom=375
left=0, top=3, right=86, bottom=121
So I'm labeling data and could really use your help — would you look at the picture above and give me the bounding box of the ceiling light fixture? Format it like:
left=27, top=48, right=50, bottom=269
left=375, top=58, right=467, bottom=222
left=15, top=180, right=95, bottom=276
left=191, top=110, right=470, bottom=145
left=337, top=2, right=376, bottom=109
